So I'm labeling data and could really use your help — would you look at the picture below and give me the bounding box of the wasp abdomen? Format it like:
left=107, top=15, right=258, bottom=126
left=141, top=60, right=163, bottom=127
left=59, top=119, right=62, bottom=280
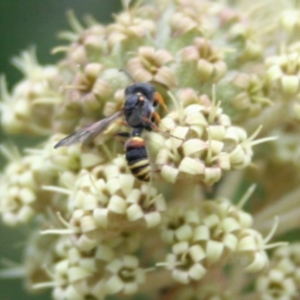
left=125, top=137, right=151, bottom=182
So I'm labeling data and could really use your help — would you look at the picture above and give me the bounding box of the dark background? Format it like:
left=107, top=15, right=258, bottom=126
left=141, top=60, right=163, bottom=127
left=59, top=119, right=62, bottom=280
left=0, top=1, right=121, bottom=299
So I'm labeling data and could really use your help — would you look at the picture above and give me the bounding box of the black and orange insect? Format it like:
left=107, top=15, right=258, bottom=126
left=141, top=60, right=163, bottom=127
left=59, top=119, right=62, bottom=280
left=54, top=82, right=168, bottom=181
left=125, top=136, right=150, bottom=182
left=116, top=131, right=151, bottom=182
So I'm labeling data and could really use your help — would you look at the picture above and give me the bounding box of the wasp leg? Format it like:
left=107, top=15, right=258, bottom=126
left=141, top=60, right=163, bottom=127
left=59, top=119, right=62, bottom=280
left=143, top=116, right=185, bottom=141
left=114, top=131, right=131, bottom=143
left=113, top=120, right=128, bottom=141
left=116, top=132, right=131, bottom=138
left=142, top=117, right=160, bottom=132
left=154, top=92, right=169, bottom=112
left=150, top=111, right=161, bottom=124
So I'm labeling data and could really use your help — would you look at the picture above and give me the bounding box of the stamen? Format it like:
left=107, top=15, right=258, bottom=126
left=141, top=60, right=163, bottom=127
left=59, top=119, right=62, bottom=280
left=237, top=184, right=256, bottom=209
left=42, top=185, right=71, bottom=196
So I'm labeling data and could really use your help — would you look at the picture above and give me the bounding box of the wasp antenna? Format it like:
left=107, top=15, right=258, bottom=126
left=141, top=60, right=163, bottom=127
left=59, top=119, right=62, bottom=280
left=119, top=68, right=136, bottom=83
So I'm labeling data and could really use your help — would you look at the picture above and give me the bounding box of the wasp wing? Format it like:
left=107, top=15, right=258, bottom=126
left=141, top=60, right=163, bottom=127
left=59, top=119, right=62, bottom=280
left=54, top=110, right=123, bottom=148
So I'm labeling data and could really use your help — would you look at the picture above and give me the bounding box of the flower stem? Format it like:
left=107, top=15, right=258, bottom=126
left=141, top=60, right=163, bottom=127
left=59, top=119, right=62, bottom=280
left=254, top=186, right=300, bottom=235
left=244, top=102, right=288, bottom=136
left=140, top=269, right=173, bottom=294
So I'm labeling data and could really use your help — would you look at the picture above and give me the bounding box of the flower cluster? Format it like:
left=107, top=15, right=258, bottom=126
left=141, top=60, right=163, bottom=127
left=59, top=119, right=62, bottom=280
left=181, top=38, right=227, bottom=83
left=0, top=49, right=60, bottom=135
left=0, top=134, right=106, bottom=226
left=148, top=91, right=269, bottom=185
left=266, top=49, right=300, bottom=96
left=160, top=198, right=271, bottom=284
left=256, top=243, right=300, bottom=299
left=65, top=156, right=166, bottom=242
left=230, top=73, right=272, bottom=119
left=26, top=234, right=146, bottom=299
left=1, top=0, right=300, bottom=299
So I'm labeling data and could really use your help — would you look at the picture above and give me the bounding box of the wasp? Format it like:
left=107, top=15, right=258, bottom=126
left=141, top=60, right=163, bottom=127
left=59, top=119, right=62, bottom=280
left=54, top=82, right=168, bottom=182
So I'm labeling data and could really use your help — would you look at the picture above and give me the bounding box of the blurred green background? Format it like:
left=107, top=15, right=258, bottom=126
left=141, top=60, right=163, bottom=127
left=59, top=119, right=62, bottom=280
left=0, top=1, right=121, bottom=299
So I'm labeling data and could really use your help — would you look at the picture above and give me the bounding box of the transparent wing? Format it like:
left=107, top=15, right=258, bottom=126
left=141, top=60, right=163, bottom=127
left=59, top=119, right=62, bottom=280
left=54, top=110, right=123, bottom=148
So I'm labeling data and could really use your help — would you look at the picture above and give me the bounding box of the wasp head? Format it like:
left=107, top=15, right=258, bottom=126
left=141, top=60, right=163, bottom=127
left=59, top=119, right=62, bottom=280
left=125, top=83, right=156, bottom=103
left=124, top=83, right=156, bottom=130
